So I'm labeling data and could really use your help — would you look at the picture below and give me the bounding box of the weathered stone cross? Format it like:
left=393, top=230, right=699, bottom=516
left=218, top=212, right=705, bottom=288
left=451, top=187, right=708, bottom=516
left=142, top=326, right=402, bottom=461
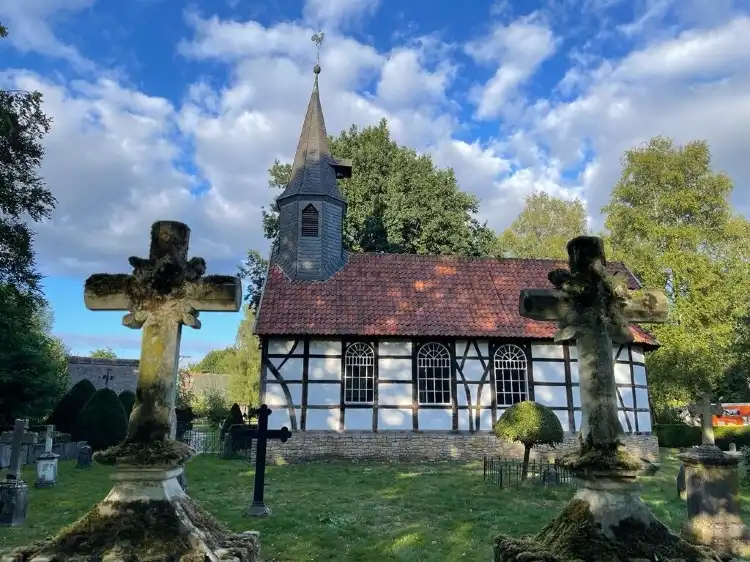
left=519, top=236, right=668, bottom=450
left=84, top=221, right=242, bottom=442
left=698, top=392, right=716, bottom=446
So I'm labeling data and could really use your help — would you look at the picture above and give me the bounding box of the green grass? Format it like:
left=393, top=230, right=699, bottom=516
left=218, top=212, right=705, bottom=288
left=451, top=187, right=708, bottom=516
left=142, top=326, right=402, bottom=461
left=1, top=449, right=749, bottom=561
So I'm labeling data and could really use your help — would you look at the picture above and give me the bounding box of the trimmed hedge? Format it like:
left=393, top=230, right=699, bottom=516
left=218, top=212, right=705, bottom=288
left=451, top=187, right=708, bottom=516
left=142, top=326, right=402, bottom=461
left=47, top=379, right=97, bottom=435
left=118, top=390, right=136, bottom=418
left=74, top=388, right=128, bottom=451
left=655, top=423, right=750, bottom=449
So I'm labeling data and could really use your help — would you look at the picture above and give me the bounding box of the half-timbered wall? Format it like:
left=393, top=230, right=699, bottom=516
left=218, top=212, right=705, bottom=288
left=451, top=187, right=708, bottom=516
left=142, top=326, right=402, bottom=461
left=262, top=337, right=652, bottom=434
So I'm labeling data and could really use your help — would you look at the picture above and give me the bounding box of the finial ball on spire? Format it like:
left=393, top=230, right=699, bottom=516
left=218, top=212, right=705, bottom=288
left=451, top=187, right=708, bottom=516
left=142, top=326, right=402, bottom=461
left=313, top=64, right=321, bottom=75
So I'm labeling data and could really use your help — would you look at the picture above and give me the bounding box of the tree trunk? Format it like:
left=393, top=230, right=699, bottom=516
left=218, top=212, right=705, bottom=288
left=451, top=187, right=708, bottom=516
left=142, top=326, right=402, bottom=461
left=522, top=445, right=531, bottom=481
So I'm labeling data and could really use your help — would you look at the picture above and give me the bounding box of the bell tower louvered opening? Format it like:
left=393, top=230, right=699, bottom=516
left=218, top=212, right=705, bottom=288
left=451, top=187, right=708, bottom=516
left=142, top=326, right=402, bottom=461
left=301, top=204, right=319, bottom=237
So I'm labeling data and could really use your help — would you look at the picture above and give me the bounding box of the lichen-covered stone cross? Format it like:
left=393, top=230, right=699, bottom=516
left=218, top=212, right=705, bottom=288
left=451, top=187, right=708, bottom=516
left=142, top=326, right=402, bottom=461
left=519, top=236, right=668, bottom=450
left=84, top=221, right=242, bottom=442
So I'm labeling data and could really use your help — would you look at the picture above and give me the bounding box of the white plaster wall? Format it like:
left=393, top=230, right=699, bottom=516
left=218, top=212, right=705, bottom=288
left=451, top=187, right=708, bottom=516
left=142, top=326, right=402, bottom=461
left=534, top=385, right=569, bottom=408
left=268, top=339, right=303, bottom=355
left=378, top=383, right=412, bottom=406
left=265, top=381, right=302, bottom=408
left=571, top=384, right=581, bottom=407
left=569, top=361, right=579, bottom=383
left=378, top=358, right=411, bottom=381
left=308, top=357, right=341, bottom=380
left=531, top=343, right=564, bottom=359
left=306, top=409, right=340, bottom=431
left=552, top=409, right=569, bottom=431
left=457, top=386, right=472, bottom=406
left=532, top=361, right=566, bottom=383
left=618, top=386, right=634, bottom=408
left=458, top=409, right=471, bottom=431
left=310, top=339, right=342, bottom=355
left=574, top=410, right=582, bottom=431
left=631, top=345, right=645, bottom=363
left=456, top=340, right=488, bottom=358
left=476, top=386, right=493, bottom=408
left=270, top=357, right=303, bottom=381
left=568, top=344, right=577, bottom=360
left=614, top=363, right=631, bottom=385
left=618, top=409, right=635, bottom=432
left=418, top=409, right=452, bottom=430
left=633, top=364, right=647, bottom=386
left=343, top=408, right=372, bottom=430
left=479, top=408, right=493, bottom=431
left=460, top=359, right=486, bottom=382
left=379, top=340, right=411, bottom=356
left=634, top=387, right=650, bottom=410
left=267, top=407, right=301, bottom=430
left=637, top=411, right=652, bottom=432
left=378, top=408, right=412, bottom=430
left=307, top=383, right=340, bottom=406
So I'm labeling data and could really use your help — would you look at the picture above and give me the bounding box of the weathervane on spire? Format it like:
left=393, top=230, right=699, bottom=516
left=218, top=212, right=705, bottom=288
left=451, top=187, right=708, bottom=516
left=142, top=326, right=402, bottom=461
left=311, top=30, right=324, bottom=74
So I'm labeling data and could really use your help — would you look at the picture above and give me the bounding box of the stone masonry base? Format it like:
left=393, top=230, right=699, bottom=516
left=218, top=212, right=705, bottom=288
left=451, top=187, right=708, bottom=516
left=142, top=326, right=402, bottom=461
left=257, top=432, right=659, bottom=464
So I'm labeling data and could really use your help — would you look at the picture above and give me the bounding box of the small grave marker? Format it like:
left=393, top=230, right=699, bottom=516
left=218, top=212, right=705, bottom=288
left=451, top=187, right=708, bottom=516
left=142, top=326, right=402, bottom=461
left=229, top=404, right=292, bottom=517
left=35, top=425, right=59, bottom=488
left=0, top=419, right=37, bottom=527
left=76, top=445, right=93, bottom=469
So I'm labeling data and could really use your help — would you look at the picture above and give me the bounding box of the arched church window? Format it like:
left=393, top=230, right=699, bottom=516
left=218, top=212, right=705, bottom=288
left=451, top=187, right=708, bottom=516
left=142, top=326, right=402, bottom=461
left=494, top=344, right=528, bottom=406
left=301, top=204, right=319, bottom=237
left=417, top=343, right=452, bottom=405
left=344, top=342, right=375, bottom=404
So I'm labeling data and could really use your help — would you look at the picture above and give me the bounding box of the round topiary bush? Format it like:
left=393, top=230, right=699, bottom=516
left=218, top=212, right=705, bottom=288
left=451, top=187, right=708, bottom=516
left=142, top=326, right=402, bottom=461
left=493, top=400, right=564, bottom=480
left=73, top=388, right=128, bottom=451
left=118, top=390, right=136, bottom=418
left=47, top=379, right=97, bottom=435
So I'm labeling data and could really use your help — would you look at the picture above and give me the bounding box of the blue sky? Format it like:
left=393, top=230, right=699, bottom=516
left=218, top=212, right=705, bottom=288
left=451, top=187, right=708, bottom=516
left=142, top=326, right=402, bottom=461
left=1, top=0, right=749, bottom=361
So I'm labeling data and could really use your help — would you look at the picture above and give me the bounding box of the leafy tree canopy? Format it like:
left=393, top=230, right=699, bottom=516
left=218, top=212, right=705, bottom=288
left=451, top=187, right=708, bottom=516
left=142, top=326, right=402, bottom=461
left=0, top=22, right=56, bottom=304
left=494, top=401, right=564, bottom=448
left=90, top=347, right=117, bottom=359
left=495, top=192, right=588, bottom=259
left=602, top=136, right=750, bottom=410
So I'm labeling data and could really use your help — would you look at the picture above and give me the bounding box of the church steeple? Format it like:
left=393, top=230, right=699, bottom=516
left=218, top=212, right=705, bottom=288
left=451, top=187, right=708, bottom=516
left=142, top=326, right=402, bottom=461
left=273, top=32, right=352, bottom=281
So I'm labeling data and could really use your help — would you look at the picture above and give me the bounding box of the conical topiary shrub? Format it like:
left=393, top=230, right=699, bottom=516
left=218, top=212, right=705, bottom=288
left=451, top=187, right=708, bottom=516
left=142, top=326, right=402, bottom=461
left=74, top=388, right=128, bottom=451
left=118, top=390, right=136, bottom=418
left=48, top=379, right=97, bottom=435
left=221, top=403, right=245, bottom=440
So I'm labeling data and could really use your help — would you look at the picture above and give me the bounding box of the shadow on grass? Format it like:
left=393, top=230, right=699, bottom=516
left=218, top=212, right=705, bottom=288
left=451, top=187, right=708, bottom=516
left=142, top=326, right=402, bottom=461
left=3, top=449, right=750, bottom=562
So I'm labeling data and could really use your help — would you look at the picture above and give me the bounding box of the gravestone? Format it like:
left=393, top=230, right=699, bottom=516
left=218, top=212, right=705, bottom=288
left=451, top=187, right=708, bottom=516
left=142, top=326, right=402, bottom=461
left=6, top=221, right=260, bottom=562
left=493, top=236, right=720, bottom=561
left=677, top=463, right=687, bottom=500
left=729, top=442, right=737, bottom=453
left=228, top=404, right=292, bottom=517
left=0, top=419, right=36, bottom=527
left=76, top=445, right=92, bottom=469
left=677, top=393, right=720, bottom=502
left=34, top=425, right=59, bottom=488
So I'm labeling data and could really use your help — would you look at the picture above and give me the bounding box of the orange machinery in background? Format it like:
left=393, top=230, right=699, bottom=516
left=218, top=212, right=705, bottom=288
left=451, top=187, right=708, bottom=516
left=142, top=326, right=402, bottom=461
left=714, top=403, right=750, bottom=426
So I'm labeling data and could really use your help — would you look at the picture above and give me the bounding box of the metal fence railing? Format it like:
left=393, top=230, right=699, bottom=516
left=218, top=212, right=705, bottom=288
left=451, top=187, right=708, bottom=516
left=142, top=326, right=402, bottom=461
left=483, top=456, right=577, bottom=489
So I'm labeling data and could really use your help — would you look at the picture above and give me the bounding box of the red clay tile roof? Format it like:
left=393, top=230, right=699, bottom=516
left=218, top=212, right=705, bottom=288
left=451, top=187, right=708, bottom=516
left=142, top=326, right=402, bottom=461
left=254, top=253, right=660, bottom=348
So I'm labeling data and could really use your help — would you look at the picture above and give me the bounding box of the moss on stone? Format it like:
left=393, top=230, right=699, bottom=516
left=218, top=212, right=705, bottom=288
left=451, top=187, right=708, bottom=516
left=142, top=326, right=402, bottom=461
left=85, top=273, right=132, bottom=297
left=95, top=438, right=194, bottom=467
left=561, top=442, right=643, bottom=473
left=494, top=498, right=728, bottom=562
left=8, top=497, right=259, bottom=562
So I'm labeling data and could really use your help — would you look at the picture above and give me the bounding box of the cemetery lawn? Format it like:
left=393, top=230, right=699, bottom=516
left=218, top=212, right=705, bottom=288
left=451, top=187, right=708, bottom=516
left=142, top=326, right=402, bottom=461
left=2, top=449, right=749, bottom=561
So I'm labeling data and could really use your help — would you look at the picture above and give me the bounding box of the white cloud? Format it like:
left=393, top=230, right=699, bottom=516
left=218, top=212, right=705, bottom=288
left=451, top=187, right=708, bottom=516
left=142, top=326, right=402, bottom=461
left=0, top=0, right=96, bottom=71
left=302, top=0, right=380, bottom=31
left=465, top=14, right=558, bottom=119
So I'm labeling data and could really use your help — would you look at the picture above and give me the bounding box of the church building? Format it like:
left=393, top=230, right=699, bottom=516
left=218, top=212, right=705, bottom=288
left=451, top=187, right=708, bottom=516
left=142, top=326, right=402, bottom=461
left=253, top=64, right=659, bottom=462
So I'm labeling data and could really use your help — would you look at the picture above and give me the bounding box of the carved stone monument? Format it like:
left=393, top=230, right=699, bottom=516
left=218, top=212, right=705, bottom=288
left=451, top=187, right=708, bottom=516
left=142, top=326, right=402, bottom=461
left=34, top=425, right=59, bottom=488
left=0, top=420, right=36, bottom=527
left=6, top=221, right=260, bottom=561
left=493, top=236, right=723, bottom=561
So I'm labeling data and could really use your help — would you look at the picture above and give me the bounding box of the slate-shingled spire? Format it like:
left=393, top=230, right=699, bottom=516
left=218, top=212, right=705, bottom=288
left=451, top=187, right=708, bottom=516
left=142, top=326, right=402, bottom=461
left=272, top=38, right=352, bottom=281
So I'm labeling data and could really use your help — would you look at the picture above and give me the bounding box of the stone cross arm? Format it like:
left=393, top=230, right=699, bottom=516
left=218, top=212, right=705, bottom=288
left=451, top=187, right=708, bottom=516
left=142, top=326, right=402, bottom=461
left=519, top=288, right=669, bottom=324
left=83, top=274, right=242, bottom=313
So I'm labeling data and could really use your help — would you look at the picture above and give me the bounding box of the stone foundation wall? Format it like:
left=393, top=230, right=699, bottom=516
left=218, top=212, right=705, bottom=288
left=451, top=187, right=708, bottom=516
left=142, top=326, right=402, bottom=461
left=261, top=431, right=659, bottom=464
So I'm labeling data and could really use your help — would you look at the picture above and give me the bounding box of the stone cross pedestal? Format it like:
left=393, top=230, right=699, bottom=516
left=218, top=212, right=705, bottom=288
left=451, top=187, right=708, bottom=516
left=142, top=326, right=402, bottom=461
left=493, top=236, right=721, bottom=562
left=34, top=425, right=59, bottom=488
left=0, top=419, right=37, bottom=527
left=699, top=392, right=716, bottom=446
left=6, top=221, right=260, bottom=562
left=679, top=446, right=750, bottom=557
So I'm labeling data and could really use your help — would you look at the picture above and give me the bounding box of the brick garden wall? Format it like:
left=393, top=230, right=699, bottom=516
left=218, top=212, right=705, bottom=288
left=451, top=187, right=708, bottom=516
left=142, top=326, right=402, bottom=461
left=259, top=431, right=659, bottom=464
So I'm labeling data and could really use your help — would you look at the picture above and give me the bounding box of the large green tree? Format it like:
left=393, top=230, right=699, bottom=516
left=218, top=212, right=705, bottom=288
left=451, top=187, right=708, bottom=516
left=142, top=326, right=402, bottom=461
left=241, top=118, right=495, bottom=306
left=0, top=22, right=56, bottom=305
left=224, top=305, right=261, bottom=408
left=495, top=192, right=588, bottom=259
left=89, top=347, right=117, bottom=359
left=602, top=136, right=750, bottom=413
left=0, top=285, right=68, bottom=426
